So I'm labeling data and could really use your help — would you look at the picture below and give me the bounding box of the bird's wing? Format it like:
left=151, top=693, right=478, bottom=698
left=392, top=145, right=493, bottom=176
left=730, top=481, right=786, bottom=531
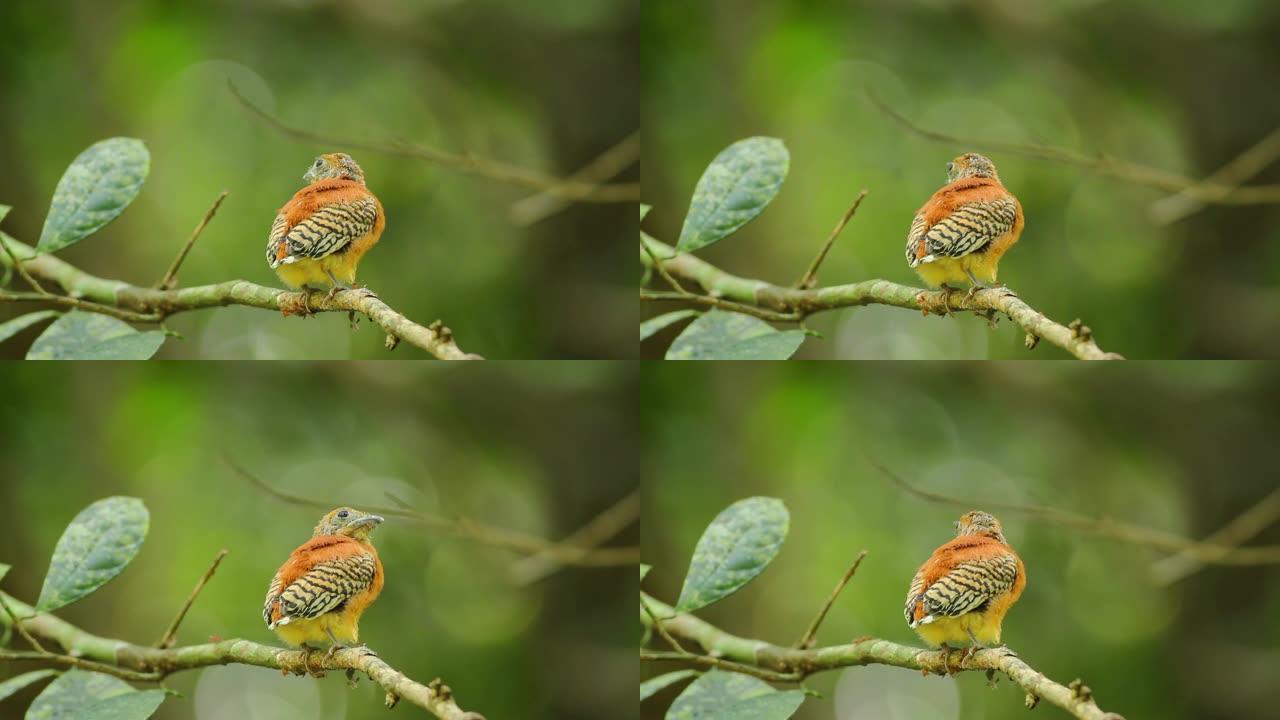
left=904, top=569, right=926, bottom=625
left=914, top=196, right=1018, bottom=264
left=267, top=550, right=378, bottom=627
left=915, top=552, right=1020, bottom=624
left=267, top=196, right=379, bottom=268
left=905, top=209, right=930, bottom=266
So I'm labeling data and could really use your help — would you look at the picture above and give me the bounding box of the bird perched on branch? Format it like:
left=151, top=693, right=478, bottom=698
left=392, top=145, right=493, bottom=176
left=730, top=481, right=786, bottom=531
left=263, top=507, right=385, bottom=661
left=267, top=153, right=385, bottom=307
left=904, top=511, right=1025, bottom=668
left=906, top=153, right=1024, bottom=294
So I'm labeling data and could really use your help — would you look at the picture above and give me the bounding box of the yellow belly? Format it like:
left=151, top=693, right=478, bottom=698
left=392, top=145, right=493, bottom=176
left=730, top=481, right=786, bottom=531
left=272, top=609, right=360, bottom=648
left=913, top=610, right=1004, bottom=648
left=273, top=252, right=360, bottom=290
left=913, top=254, right=1000, bottom=288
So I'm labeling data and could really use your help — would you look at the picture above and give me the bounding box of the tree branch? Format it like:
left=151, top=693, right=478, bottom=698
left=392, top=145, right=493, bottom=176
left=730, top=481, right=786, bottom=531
left=226, top=458, right=639, bottom=568
left=640, top=235, right=1121, bottom=360
left=868, top=91, right=1280, bottom=205
left=508, top=489, right=640, bottom=584
left=640, top=593, right=1124, bottom=720
left=870, top=458, right=1280, bottom=566
left=509, top=132, right=640, bottom=224
left=229, top=81, right=637, bottom=204
left=1148, top=486, right=1280, bottom=584
left=797, top=190, right=867, bottom=289
left=1148, top=126, right=1280, bottom=223
left=0, top=235, right=481, bottom=360
left=794, top=550, right=867, bottom=650
left=0, top=592, right=484, bottom=720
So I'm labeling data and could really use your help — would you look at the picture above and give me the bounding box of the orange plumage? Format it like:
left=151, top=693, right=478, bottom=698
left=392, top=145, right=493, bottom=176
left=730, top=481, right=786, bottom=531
left=266, top=153, right=385, bottom=293
left=906, top=153, right=1024, bottom=289
left=904, top=511, right=1025, bottom=651
left=263, top=507, right=385, bottom=652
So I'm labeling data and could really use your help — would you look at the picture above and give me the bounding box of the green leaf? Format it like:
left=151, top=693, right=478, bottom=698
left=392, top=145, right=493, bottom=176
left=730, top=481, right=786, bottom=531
left=0, top=670, right=59, bottom=703
left=71, top=690, right=166, bottom=720
left=640, top=204, right=652, bottom=221
left=676, top=137, right=789, bottom=253
left=0, top=204, right=10, bottom=223
left=666, top=670, right=774, bottom=720
left=0, top=562, right=9, bottom=582
left=641, top=670, right=700, bottom=702
left=665, top=311, right=805, bottom=360
left=36, top=497, right=149, bottom=612
left=640, top=563, right=651, bottom=581
left=0, top=311, right=62, bottom=345
left=708, top=691, right=806, bottom=720
left=641, top=310, right=700, bottom=341
left=676, top=497, right=789, bottom=613
left=37, top=138, right=150, bottom=253
left=26, top=311, right=165, bottom=360
left=25, top=670, right=133, bottom=720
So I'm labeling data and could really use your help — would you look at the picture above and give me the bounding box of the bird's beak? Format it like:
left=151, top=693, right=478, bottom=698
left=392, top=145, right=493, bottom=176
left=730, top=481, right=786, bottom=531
left=353, top=514, right=384, bottom=528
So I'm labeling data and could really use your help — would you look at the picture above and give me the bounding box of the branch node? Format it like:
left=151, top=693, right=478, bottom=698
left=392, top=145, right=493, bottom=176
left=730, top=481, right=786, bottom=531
left=1024, top=332, right=1040, bottom=350
left=385, top=691, right=401, bottom=709
left=1068, top=678, right=1093, bottom=702
left=1025, top=691, right=1041, bottom=710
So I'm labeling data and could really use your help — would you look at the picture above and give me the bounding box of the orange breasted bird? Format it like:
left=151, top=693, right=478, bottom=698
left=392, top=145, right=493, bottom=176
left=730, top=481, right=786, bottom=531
left=263, top=507, right=385, bottom=657
left=906, top=153, right=1024, bottom=291
left=904, top=511, right=1025, bottom=656
left=266, top=153, right=386, bottom=296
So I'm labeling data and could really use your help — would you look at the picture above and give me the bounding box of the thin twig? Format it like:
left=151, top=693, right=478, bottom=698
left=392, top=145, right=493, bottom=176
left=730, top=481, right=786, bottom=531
left=797, top=190, right=868, bottom=289
left=1149, top=126, right=1280, bottom=224
left=228, top=81, right=637, bottom=203
left=509, top=489, right=640, bottom=584
left=0, top=234, right=48, bottom=295
left=156, top=548, right=229, bottom=648
left=794, top=550, right=868, bottom=649
left=0, top=592, right=48, bottom=653
left=640, top=650, right=804, bottom=684
left=510, top=131, right=640, bottom=224
left=868, top=90, right=1280, bottom=205
left=641, top=238, right=690, bottom=295
left=225, top=457, right=638, bottom=567
left=640, top=593, right=687, bottom=654
left=1150, top=487, right=1280, bottom=585
left=157, top=190, right=228, bottom=290
left=869, top=458, right=1280, bottom=565
left=640, top=290, right=803, bottom=323
left=0, top=650, right=164, bottom=682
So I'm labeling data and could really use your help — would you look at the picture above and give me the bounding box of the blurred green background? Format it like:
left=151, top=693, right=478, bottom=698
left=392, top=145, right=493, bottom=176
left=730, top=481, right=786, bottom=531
left=641, top=0, right=1280, bottom=359
left=0, top=362, right=637, bottom=720
left=0, top=0, right=638, bottom=359
left=641, top=363, right=1280, bottom=719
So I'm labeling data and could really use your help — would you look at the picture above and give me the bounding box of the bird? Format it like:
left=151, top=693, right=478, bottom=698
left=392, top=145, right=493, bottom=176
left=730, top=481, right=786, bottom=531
left=905, top=153, right=1024, bottom=295
left=903, top=511, right=1025, bottom=670
left=266, top=153, right=385, bottom=307
left=263, top=507, right=385, bottom=664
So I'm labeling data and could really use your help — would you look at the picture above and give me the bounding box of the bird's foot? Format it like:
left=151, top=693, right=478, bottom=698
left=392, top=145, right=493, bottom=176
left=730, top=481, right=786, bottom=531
left=324, top=642, right=349, bottom=663
left=938, top=643, right=954, bottom=675
left=962, top=645, right=979, bottom=665
left=280, top=290, right=317, bottom=317
left=302, top=647, right=327, bottom=677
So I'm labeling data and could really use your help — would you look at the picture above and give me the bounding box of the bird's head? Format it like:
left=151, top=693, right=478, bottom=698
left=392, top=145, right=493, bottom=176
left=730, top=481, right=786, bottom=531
left=314, top=507, right=384, bottom=540
left=954, top=510, right=1005, bottom=542
left=946, top=153, right=998, bottom=182
left=304, top=153, right=365, bottom=185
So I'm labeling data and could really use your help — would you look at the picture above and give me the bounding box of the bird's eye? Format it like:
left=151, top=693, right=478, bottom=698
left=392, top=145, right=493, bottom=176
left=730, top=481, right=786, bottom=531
left=946, top=162, right=954, bottom=173
left=337, top=509, right=349, bottom=519
left=314, top=159, right=323, bottom=168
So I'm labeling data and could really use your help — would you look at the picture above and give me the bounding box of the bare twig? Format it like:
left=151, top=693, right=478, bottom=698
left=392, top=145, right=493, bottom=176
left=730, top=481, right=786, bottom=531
left=870, top=458, right=1280, bottom=565
left=229, top=81, right=637, bottom=203
left=156, top=548, right=229, bottom=648
left=0, top=592, right=48, bottom=653
left=157, top=190, right=228, bottom=289
left=641, top=290, right=803, bottom=323
left=794, top=550, right=868, bottom=649
left=0, top=592, right=483, bottom=720
left=1150, top=487, right=1280, bottom=584
left=0, top=233, right=48, bottom=295
left=868, top=90, right=1280, bottom=205
left=797, top=190, right=868, bottom=289
left=226, top=457, right=639, bottom=567
left=640, top=650, right=803, bottom=684
left=510, top=489, right=640, bottom=584
left=640, top=593, right=1124, bottom=720
left=510, top=131, right=640, bottom=224
left=1149, top=127, right=1280, bottom=223
left=640, top=235, right=1119, bottom=360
